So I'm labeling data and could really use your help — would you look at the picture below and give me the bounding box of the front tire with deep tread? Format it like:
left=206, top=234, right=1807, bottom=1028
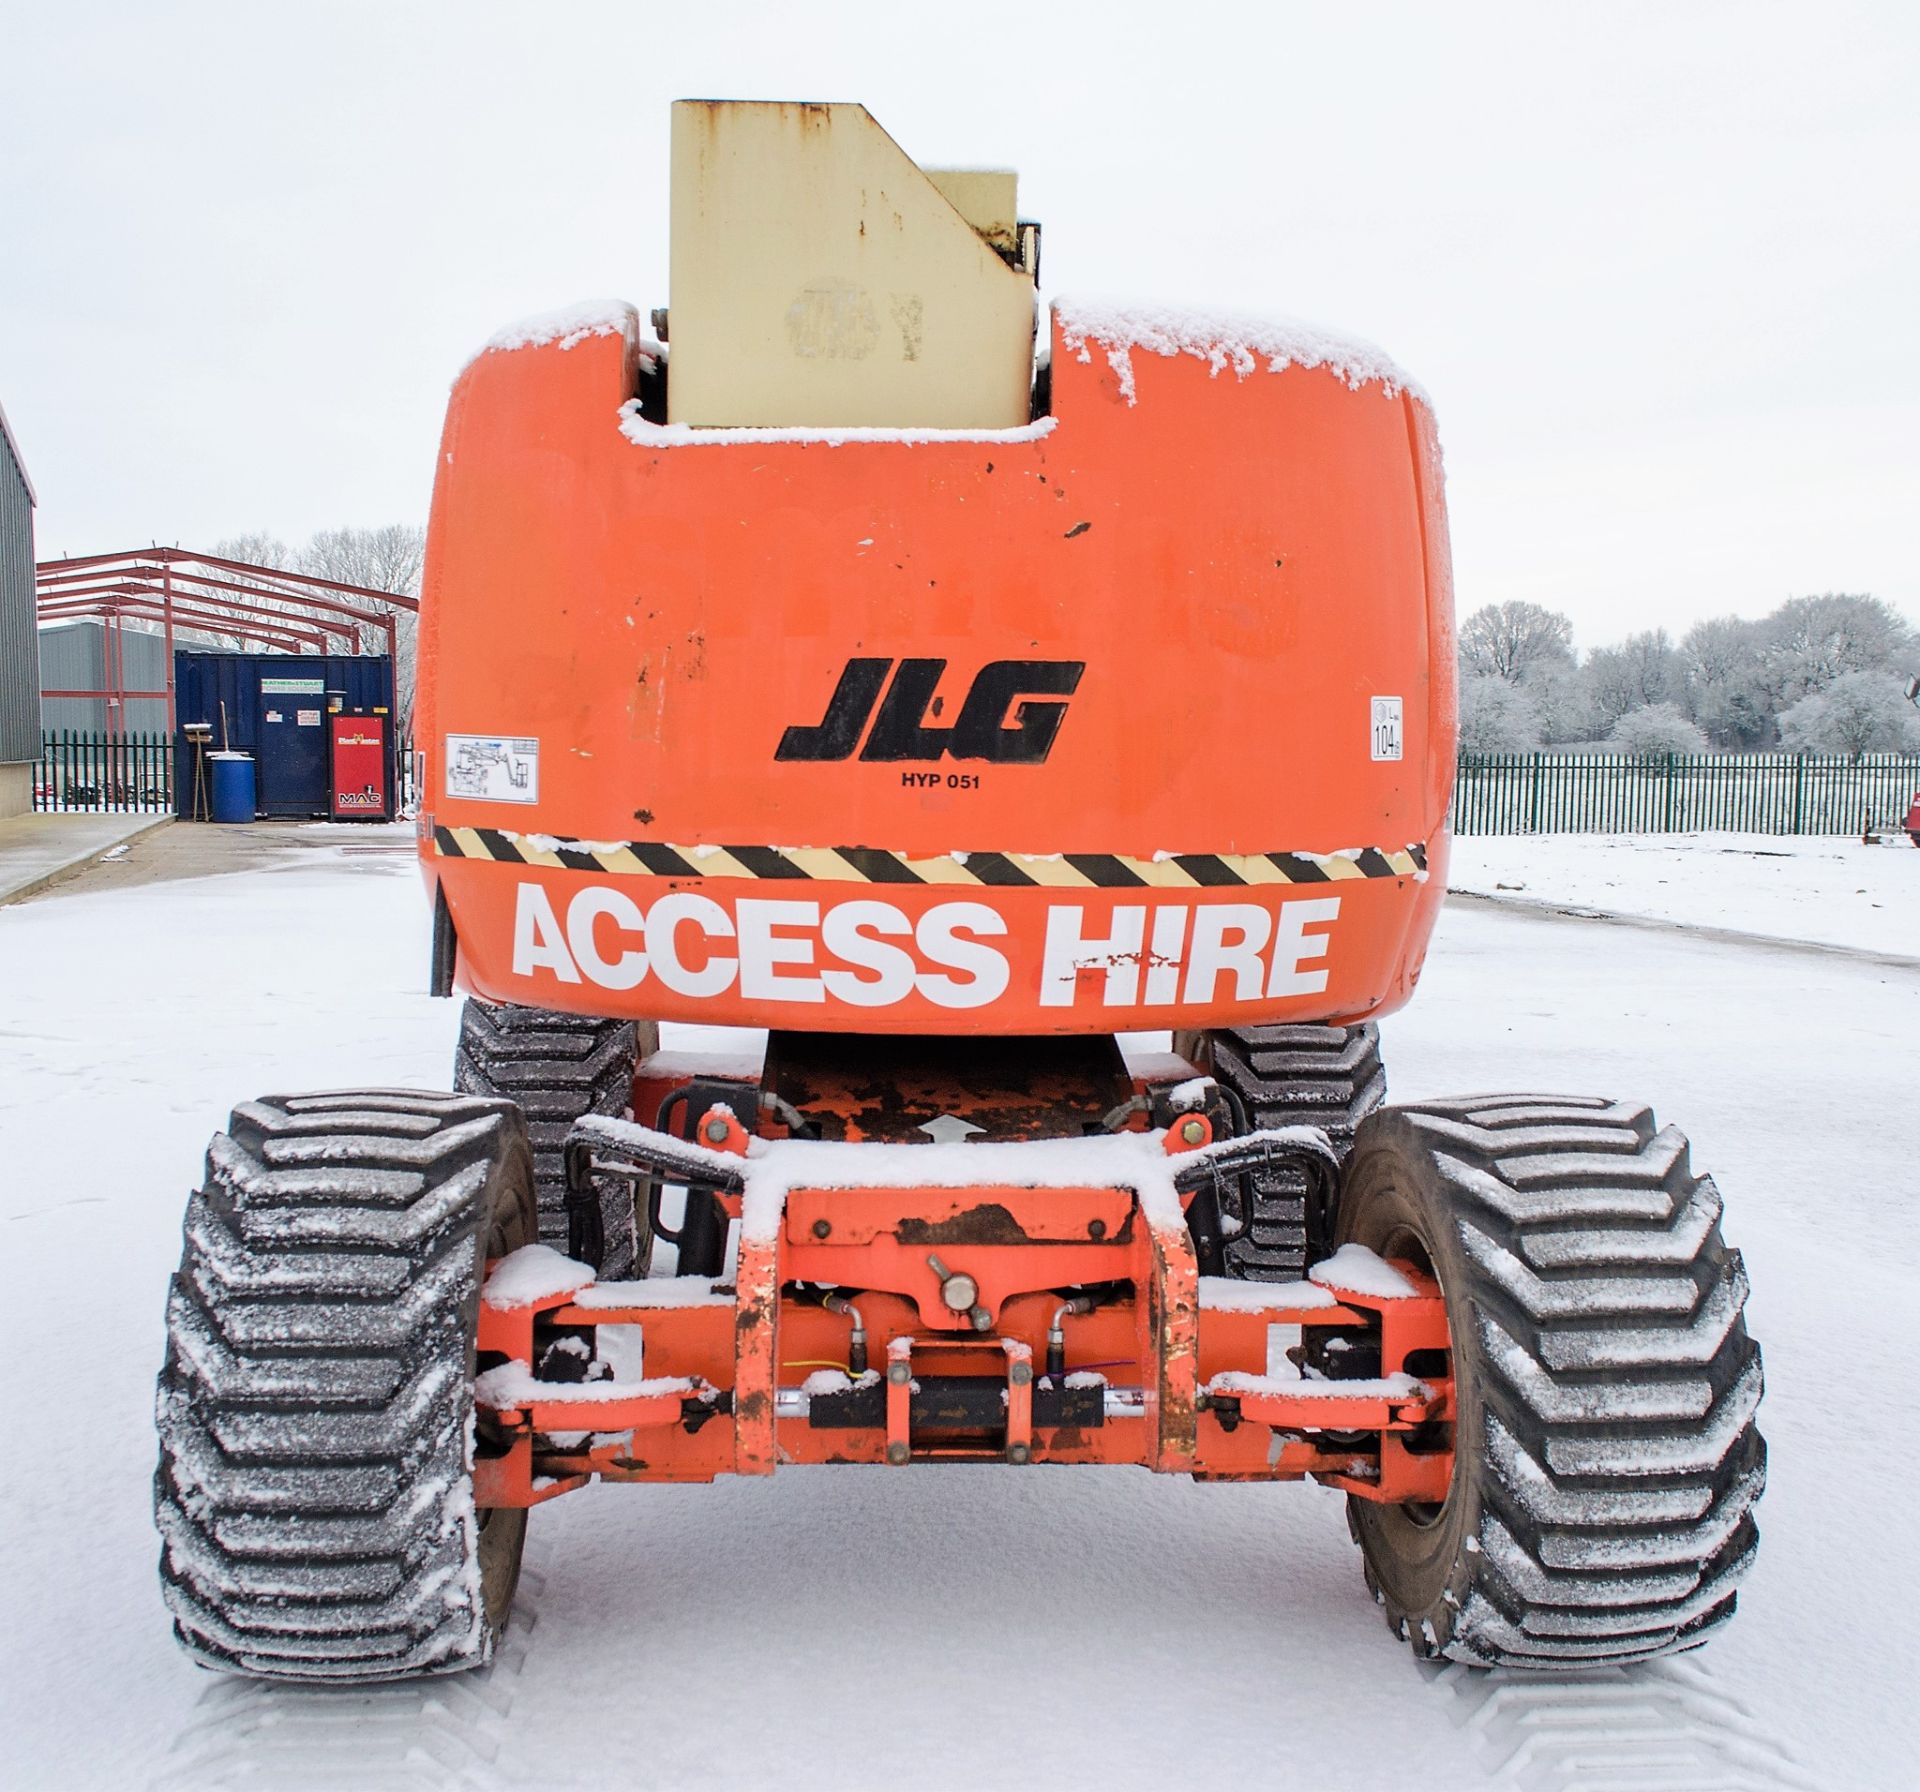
left=1338, top=1095, right=1764, bottom=1669
left=454, top=1000, right=652, bottom=1277
left=1182, top=1022, right=1387, bottom=1279
left=155, top=1090, right=536, bottom=1682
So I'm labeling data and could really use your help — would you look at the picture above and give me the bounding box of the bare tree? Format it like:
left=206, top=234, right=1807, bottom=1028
left=300, top=526, right=425, bottom=612
left=144, top=533, right=297, bottom=654
left=1778, top=671, right=1920, bottom=761
left=1459, top=601, right=1575, bottom=684
left=1761, top=593, right=1916, bottom=708
left=1680, top=615, right=1771, bottom=748
left=1522, top=660, right=1595, bottom=745
left=1609, top=702, right=1708, bottom=758
left=299, top=525, right=426, bottom=728
left=1458, top=674, right=1541, bottom=751
left=1581, top=629, right=1682, bottom=729
left=211, top=531, right=291, bottom=569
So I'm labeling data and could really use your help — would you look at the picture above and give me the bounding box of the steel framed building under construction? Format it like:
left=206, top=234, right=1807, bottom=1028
left=34, top=547, right=414, bottom=731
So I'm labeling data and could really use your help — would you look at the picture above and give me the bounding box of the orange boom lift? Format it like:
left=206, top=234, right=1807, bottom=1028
left=154, top=103, right=1763, bottom=1681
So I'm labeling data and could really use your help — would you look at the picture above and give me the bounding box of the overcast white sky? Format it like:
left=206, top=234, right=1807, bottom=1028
left=2, top=1, right=1914, bottom=650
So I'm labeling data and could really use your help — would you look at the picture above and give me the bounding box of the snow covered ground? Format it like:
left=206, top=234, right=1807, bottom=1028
left=1449, top=830, right=1918, bottom=959
left=2, top=827, right=1913, bottom=1790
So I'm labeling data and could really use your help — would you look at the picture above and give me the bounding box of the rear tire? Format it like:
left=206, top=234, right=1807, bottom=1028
left=455, top=1000, right=653, bottom=1276
left=155, top=1090, right=536, bottom=1681
left=1338, top=1095, right=1764, bottom=1669
left=1179, top=1022, right=1386, bottom=1279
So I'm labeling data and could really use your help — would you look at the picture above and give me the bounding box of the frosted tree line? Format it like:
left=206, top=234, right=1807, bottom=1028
left=1458, top=594, right=1920, bottom=759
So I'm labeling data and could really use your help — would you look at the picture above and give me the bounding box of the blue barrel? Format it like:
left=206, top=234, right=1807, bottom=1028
left=209, top=752, right=257, bottom=825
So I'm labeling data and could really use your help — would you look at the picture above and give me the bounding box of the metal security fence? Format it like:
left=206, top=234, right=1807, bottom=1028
left=33, top=729, right=174, bottom=813
left=26, top=732, right=1920, bottom=834
left=1453, top=751, right=1920, bottom=836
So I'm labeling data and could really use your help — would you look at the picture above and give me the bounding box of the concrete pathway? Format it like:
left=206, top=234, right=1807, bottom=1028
left=0, top=816, right=416, bottom=904
left=0, top=812, right=173, bottom=906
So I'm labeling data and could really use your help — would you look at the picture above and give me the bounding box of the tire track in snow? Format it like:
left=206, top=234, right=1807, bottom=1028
left=1427, top=1657, right=1816, bottom=1791
left=1444, top=889, right=1920, bottom=974
left=146, top=1555, right=548, bottom=1790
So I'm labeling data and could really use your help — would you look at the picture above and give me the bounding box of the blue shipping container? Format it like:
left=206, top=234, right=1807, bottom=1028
left=174, top=653, right=396, bottom=820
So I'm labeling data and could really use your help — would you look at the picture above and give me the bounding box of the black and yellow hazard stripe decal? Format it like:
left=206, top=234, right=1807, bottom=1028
left=433, top=827, right=1427, bottom=888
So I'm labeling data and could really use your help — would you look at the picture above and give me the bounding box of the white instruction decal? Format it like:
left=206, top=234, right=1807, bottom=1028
left=446, top=734, right=540, bottom=805
left=1370, top=696, right=1403, bottom=762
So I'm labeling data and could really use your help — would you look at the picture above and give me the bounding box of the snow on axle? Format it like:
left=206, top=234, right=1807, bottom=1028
left=153, top=101, right=1764, bottom=1684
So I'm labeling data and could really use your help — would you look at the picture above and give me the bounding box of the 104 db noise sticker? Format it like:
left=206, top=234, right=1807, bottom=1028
left=512, top=882, right=1342, bottom=1012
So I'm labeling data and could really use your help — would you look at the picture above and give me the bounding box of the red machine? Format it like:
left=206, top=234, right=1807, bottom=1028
left=327, top=709, right=391, bottom=821
left=153, top=102, right=1764, bottom=1688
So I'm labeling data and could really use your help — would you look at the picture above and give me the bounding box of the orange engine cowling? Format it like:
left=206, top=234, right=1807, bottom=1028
left=416, top=300, right=1457, bottom=1035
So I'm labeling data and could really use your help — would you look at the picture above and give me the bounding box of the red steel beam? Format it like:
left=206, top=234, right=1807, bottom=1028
left=37, top=600, right=327, bottom=656
left=38, top=602, right=348, bottom=655
left=35, top=566, right=176, bottom=592
left=34, top=549, right=175, bottom=578
left=34, top=547, right=417, bottom=613
left=38, top=582, right=357, bottom=647
left=37, top=588, right=332, bottom=635
left=151, top=547, right=419, bottom=613
left=162, top=559, right=176, bottom=730
left=140, top=566, right=402, bottom=631
left=41, top=571, right=382, bottom=639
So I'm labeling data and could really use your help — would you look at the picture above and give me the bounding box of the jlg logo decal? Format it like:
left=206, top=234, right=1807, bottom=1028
left=512, top=883, right=1341, bottom=1012
left=776, top=659, right=1085, bottom=764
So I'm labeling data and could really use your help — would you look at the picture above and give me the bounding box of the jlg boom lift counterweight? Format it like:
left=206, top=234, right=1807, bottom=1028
left=155, top=102, right=1764, bottom=1680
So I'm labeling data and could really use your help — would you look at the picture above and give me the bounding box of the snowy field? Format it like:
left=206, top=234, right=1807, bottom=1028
left=1449, top=830, right=1918, bottom=959
left=3, top=827, right=1915, bottom=1790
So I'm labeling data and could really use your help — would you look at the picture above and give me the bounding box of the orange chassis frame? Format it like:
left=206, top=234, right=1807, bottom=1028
left=474, top=1109, right=1453, bottom=1507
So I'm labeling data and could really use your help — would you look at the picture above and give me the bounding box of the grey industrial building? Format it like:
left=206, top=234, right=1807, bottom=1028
left=38, top=620, right=169, bottom=733
left=0, top=400, right=40, bottom=819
